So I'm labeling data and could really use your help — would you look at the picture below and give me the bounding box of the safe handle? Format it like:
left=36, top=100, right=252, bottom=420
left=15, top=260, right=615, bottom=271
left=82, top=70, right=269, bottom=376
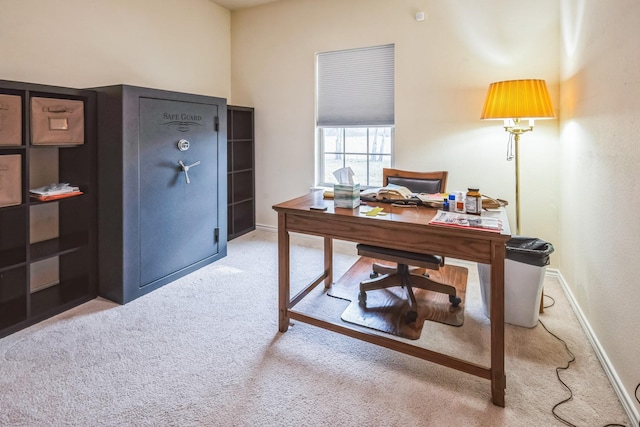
left=178, top=160, right=201, bottom=184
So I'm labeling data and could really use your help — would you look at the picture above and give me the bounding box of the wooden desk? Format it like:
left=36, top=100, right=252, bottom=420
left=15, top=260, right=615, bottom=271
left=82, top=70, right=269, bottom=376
left=273, top=191, right=511, bottom=406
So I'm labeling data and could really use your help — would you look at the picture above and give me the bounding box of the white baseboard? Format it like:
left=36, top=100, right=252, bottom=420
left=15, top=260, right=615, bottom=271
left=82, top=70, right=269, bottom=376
left=549, top=268, right=639, bottom=427
left=256, top=223, right=357, bottom=252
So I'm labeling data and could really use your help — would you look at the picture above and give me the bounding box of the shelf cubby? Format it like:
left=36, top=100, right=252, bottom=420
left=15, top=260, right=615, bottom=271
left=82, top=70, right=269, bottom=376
left=0, top=266, right=28, bottom=329
left=30, top=249, right=91, bottom=318
left=0, top=207, right=27, bottom=270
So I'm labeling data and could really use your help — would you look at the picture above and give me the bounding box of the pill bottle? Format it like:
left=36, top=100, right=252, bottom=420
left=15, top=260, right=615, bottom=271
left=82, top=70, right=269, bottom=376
left=455, top=191, right=465, bottom=213
left=442, top=198, right=449, bottom=212
left=465, top=188, right=481, bottom=215
left=448, top=193, right=456, bottom=212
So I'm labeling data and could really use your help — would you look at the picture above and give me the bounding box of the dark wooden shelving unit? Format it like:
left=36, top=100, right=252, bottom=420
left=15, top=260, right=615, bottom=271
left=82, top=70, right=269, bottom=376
left=227, top=105, right=255, bottom=240
left=0, top=80, right=97, bottom=338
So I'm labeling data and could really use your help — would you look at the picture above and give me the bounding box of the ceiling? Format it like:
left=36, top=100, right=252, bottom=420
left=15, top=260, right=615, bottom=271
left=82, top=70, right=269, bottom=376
left=211, top=0, right=280, bottom=10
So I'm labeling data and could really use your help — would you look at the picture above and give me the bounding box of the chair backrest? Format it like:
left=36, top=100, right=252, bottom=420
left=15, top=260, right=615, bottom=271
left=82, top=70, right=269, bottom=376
left=383, top=168, right=448, bottom=194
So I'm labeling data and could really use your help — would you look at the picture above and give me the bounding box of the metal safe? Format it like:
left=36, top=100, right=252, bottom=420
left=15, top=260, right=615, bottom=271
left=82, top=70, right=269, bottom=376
left=93, top=85, right=227, bottom=304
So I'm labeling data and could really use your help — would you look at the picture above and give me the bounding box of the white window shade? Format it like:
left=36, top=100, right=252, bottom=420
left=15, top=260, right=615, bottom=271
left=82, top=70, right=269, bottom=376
left=317, top=44, right=395, bottom=127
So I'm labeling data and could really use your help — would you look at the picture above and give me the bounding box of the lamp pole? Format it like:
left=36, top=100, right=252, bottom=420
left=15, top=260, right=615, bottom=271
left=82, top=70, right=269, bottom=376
left=505, top=118, right=532, bottom=236
left=514, top=132, right=521, bottom=235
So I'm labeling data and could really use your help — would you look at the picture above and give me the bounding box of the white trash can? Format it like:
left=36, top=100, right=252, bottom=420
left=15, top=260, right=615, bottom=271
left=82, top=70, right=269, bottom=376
left=477, top=237, right=554, bottom=328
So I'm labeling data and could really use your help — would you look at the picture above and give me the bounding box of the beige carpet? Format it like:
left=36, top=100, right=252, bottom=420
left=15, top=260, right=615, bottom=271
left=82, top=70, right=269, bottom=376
left=0, top=229, right=631, bottom=426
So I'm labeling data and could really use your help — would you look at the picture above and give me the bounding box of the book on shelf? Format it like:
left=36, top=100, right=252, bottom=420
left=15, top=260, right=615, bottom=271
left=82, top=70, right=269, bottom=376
left=429, top=210, right=503, bottom=232
left=30, top=191, right=83, bottom=201
left=29, top=183, right=83, bottom=201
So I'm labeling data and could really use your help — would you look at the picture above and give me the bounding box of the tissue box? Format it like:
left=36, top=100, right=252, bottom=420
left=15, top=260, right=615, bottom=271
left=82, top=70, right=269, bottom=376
left=334, top=184, right=360, bottom=209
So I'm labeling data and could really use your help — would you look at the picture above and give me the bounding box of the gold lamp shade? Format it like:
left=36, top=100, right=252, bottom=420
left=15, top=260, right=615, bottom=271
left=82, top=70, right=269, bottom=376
left=480, top=79, right=555, bottom=120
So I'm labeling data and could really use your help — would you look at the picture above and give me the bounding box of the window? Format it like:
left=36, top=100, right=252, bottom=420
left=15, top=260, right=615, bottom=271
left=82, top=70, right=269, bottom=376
left=317, top=44, right=394, bottom=187
left=319, top=127, right=392, bottom=186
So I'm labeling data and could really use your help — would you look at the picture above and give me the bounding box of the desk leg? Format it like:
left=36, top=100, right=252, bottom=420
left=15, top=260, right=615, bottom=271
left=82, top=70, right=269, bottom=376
left=324, top=237, right=333, bottom=289
left=278, top=213, right=290, bottom=332
left=490, top=240, right=506, bottom=407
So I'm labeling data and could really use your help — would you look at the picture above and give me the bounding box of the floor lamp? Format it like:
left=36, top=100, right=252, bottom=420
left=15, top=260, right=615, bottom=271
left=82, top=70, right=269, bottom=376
left=480, top=79, right=555, bottom=235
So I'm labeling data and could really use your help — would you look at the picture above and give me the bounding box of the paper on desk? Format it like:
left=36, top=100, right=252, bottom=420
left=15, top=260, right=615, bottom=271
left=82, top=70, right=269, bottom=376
left=333, top=167, right=355, bottom=185
left=429, top=210, right=502, bottom=232
left=416, top=193, right=446, bottom=203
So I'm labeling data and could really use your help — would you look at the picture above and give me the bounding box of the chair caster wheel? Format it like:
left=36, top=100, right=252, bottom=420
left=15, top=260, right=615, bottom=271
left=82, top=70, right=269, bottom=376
left=405, top=310, right=418, bottom=323
left=358, top=291, right=367, bottom=306
left=369, top=271, right=379, bottom=279
left=449, top=295, right=462, bottom=307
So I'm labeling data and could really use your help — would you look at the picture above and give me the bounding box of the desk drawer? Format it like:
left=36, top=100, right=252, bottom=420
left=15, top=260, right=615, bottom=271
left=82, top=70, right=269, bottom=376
left=285, top=213, right=494, bottom=264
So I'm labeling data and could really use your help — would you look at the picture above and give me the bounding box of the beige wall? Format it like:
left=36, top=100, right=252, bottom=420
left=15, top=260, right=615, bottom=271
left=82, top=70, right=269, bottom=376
left=0, top=0, right=230, bottom=98
left=231, top=0, right=560, bottom=253
left=559, top=0, right=640, bottom=420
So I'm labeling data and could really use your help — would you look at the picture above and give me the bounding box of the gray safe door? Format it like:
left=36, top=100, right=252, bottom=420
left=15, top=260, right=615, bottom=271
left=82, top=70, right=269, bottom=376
left=138, top=97, right=219, bottom=287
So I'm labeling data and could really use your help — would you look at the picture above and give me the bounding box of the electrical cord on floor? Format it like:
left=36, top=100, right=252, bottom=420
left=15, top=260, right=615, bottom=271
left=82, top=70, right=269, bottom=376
left=635, top=383, right=640, bottom=427
left=538, top=318, right=577, bottom=426
left=543, top=293, right=556, bottom=309
left=540, top=293, right=633, bottom=427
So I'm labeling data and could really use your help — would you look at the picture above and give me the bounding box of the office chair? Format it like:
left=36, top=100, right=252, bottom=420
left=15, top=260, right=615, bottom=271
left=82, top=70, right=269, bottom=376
left=357, top=168, right=462, bottom=323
